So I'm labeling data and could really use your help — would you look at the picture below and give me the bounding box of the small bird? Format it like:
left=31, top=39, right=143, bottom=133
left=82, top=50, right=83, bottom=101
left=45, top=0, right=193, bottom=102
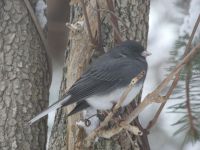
left=29, top=40, right=151, bottom=124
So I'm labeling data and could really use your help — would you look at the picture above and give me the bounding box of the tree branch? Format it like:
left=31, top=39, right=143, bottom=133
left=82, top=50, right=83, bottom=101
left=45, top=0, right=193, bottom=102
left=23, top=0, right=52, bottom=82
left=23, top=0, right=47, bottom=50
left=184, top=14, right=200, bottom=55
left=146, top=75, right=180, bottom=130
left=88, top=2, right=130, bottom=39
left=185, top=63, right=196, bottom=132
left=96, top=0, right=103, bottom=50
left=106, top=0, right=122, bottom=43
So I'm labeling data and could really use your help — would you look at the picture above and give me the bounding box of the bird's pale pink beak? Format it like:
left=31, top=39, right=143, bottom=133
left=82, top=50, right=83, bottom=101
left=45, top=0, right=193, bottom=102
left=141, top=51, right=152, bottom=57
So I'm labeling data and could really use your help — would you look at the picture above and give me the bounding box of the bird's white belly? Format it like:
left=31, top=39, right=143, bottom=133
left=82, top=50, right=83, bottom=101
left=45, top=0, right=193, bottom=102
left=86, top=83, right=143, bottom=110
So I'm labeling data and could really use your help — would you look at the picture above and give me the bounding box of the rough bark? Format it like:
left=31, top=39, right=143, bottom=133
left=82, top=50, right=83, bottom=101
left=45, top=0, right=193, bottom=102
left=49, top=0, right=150, bottom=149
left=0, top=0, right=50, bottom=150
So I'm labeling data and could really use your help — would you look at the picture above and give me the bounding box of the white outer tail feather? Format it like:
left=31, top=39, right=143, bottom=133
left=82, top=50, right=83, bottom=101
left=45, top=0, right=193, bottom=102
left=29, top=95, right=71, bottom=125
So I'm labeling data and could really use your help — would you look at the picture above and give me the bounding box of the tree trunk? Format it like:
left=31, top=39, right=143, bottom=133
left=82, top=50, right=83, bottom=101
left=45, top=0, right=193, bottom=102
left=0, top=0, right=50, bottom=150
left=49, top=0, right=150, bottom=149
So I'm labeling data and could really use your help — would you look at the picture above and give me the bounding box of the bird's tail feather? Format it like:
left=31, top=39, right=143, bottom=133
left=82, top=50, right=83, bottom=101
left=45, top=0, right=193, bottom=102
left=29, top=95, right=71, bottom=125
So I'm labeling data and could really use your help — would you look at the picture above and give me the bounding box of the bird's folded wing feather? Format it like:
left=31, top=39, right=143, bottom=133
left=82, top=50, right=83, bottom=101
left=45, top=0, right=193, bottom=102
left=65, top=57, right=146, bottom=105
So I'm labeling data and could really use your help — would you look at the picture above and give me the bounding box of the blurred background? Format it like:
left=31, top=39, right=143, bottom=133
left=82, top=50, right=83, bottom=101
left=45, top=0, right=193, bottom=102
left=142, top=0, right=200, bottom=150
left=35, top=0, right=200, bottom=149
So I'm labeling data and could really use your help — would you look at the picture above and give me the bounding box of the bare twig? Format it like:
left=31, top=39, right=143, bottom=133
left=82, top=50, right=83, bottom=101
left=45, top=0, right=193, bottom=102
left=99, top=124, right=141, bottom=139
left=23, top=0, right=52, bottom=81
left=184, top=14, right=200, bottom=134
left=134, top=117, right=150, bottom=150
left=115, top=71, right=145, bottom=109
left=125, top=130, right=135, bottom=147
left=185, top=63, right=195, bottom=132
left=80, top=0, right=96, bottom=44
left=23, top=0, right=47, bottom=50
left=100, top=127, right=123, bottom=139
left=122, top=124, right=142, bottom=136
left=106, top=0, right=122, bottom=43
left=184, top=14, right=200, bottom=55
left=92, top=7, right=129, bottom=34
left=96, top=0, right=102, bottom=48
left=146, top=75, right=180, bottom=130
left=146, top=14, right=200, bottom=131
left=109, top=20, right=123, bottom=43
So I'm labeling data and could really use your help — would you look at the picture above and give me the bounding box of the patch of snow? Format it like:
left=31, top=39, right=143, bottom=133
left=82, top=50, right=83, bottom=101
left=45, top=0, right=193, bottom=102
left=35, top=0, right=47, bottom=29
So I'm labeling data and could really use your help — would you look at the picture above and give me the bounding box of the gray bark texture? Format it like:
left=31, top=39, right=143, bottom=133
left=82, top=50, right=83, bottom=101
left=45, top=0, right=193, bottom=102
left=0, top=0, right=50, bottom=150
left=49, top=0, right=150, bottom=149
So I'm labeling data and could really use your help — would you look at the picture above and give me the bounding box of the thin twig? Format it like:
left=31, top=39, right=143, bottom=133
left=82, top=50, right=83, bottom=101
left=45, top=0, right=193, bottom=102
left=95, top=0, right=103, bottom=51
left=23, top=0, right=52, bottom=83
left=99, top=124, right=141, bottom=139
left=106, top=0, right=122, bottom=43
left=123, top=124, right=142, bottom=135
left=96, top=0, right=101, bottom=45
left=185, top=63, right=195, bottom=132
left=109, top=19, right=123, bottom=43
left=95, top=8, right=129, bottom=34
left=146, top=75, right=180, bottom=130
left=184, top=14, right=200, bottom=55
left=115, top=71, right=145, bottom=109
left=184, top=14, right=200, bottom=134
left=99, top=126, right=123, bottom=139
left=80, top=0, right=96, bottom=44
left=88, top=1, right=130, bottom=34
left=130, top=96, right=151, bottom=150
left=23, top=0, right=47, bottom=50
left=134, top=115, right=151, bottom=150
left=125, top=130, right=135, bottom=148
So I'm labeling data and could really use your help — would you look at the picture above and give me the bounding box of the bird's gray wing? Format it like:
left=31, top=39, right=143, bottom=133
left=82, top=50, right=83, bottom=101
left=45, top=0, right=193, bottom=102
left=63, top=56, right=147, bottom=106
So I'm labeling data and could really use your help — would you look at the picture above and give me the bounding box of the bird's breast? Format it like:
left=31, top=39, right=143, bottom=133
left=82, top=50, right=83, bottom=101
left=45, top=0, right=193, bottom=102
left=86, top=83, right=143, bottom=110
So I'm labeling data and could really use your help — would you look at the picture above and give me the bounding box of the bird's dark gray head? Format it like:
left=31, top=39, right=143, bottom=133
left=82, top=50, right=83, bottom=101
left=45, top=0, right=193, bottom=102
left=114, top=40, right=151, bottom=58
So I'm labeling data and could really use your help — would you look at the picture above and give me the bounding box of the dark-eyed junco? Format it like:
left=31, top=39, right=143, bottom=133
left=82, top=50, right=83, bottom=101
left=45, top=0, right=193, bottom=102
left=29, top=40, right=151, bottom=124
